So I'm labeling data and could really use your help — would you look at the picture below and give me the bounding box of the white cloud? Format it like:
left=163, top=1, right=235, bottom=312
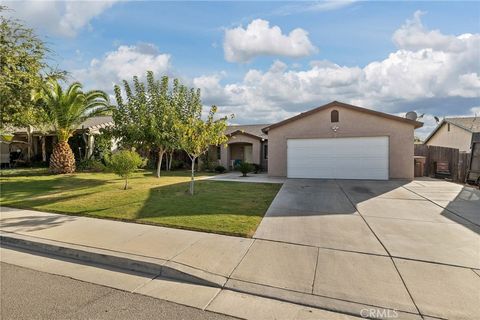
left=470, top=106, right=480, bottom=116
left=392, top=10, right=471, bottom=52
left=72, top=43, right=171, bottom=91
left=64, top=11, right=478, bottom=140
left=223, top=19, right=317, bottom=63
left=200, top=12, right=479, bottom=133
left=2, top=0, right=117, bottom=37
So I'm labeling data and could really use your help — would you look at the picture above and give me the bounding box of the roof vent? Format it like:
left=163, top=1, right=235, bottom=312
left=405, top=111, right=418, bottom=121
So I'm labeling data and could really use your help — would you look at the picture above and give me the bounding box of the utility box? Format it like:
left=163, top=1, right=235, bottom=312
left=414, top=156, right=426, bottom=177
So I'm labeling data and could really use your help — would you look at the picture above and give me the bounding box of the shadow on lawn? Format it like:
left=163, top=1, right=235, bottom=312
left=0, top=175, right=110, bottom=209
left=133, top=180, right=280, bottom=236
left=0, top=168, right=51, bottom=178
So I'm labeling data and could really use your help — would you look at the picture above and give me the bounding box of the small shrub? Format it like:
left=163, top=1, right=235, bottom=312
left=215, top=165, right=226, bottom=173
left=235, top=162, right=254, bottom=177
left=170, top=159, right=186, bottom=170
left=200, top=162, right=213, bottom=171
left=199, top=154, right=214, bottom=171
left=77, top=159, right=105, bottom=172
left=92, top=129, right=113, bottom=160
left=106, top=150, right=144, bottom=190
left=252, top=163, right=261, bottom=174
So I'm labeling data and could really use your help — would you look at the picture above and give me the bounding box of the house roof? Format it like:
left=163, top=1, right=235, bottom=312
left=226, top=124, right=269, bottom=140
left=10, top=116, right=114, bottom=134
left=78, top=116, right=113, bottom=131
left=424, top=117, right=480, bottom=144
left=262, top=101, right=423, bottom=133
left=443, top=117, right=480, bottom=133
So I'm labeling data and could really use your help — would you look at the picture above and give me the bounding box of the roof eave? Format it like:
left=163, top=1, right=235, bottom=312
left=226, top=130, right=264, bottom=140
left=424, top=119, right=476, bottom=144
left=263, top=101, right=423, bottom=132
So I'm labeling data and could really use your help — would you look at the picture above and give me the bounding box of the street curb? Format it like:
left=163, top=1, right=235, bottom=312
left=224, top=278, right=423, bottom=320
left=0, top=232, right=226, bottom=288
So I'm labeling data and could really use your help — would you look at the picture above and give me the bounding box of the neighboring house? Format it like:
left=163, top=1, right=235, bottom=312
left=423, top=117, right=480, bottom=152
left=208, top=124, right=269, bottom=171
left=1, top=116, right=115, bottom=165
left=262, top=101, right=423, bottom=180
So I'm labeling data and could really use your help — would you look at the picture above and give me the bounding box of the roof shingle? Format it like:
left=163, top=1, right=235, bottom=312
left=445, top=117, right=480, bottom=133
left=226, top=124, right=270, bottom=139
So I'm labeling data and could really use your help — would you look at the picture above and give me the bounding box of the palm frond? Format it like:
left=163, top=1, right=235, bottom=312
left=34, top=79, right=110, bottom=141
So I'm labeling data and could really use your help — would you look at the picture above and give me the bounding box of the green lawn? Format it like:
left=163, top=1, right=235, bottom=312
left=0, top=169, right=281, bottom=237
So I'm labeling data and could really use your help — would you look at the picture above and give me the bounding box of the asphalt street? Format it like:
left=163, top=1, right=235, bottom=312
left=0, top=262, right=237, bottom=320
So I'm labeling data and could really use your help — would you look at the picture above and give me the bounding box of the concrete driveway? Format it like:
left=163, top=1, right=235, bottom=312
left=243, top=178, right=480, bottom=319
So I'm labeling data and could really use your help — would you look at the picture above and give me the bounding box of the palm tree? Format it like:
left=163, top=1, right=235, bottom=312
left=33, top=79, right=110, bottom=173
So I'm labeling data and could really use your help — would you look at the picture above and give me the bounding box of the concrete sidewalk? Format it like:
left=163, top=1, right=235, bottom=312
left=0, top=207, right=364, bottom=319
left=0, top=207, right=400, bottom=318
left=1, top=204, right=478, bottom=319
left=0, top=207, right=253, bottom=286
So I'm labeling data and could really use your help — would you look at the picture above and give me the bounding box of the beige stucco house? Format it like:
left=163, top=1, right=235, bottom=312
left=210, top=124, right=269, bottom=171
left=262, top=101, right=422, bottom=180
left=424, top=117, right=480, bottom=152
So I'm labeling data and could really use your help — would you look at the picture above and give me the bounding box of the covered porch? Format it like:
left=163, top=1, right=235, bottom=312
left=228, top=142, right=254, bottom=170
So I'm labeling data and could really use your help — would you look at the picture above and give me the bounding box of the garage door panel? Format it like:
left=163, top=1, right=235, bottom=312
left=287, top=137, right=389, bottom=180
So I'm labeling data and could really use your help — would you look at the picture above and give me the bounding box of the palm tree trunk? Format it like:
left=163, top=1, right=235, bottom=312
left=50, top=141, right=76, bottom=174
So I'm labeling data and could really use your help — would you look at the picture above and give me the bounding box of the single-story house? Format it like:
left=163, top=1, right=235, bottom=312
left=1, top=116, right=115, bottom=166
left=208, top=124, right=269, bottom=171
left=262, top=101, right=423, bottom=180
left=423, top=117, right=480, bottom=152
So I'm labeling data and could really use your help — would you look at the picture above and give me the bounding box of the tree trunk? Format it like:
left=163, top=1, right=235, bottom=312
left=165, top=152, right=170, bottom=171
left=124, top=177, right=128, bottom=190
left=189, top=157, right=196, bottom=195
left=50, top=141, right=76, bottom=174
left=156, top=149, right=165, bottom=178
left=26, top=125, right=33, bottom=163
left=41, top=136, right=47, bottom=163
left=169, top=152, right=173, bottom=171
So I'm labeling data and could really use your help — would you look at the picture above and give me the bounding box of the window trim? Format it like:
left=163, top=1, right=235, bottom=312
left=263, top=144, right=268, bottom=160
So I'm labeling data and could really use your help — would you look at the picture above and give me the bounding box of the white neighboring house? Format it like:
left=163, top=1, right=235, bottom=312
left=424, top=117, right=480, bottom=152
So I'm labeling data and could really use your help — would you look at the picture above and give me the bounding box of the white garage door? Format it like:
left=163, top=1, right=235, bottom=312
left=287, top=137, right=389, bottom=180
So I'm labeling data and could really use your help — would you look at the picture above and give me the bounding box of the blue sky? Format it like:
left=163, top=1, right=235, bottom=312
left=3, top=1, right=480, bottom=137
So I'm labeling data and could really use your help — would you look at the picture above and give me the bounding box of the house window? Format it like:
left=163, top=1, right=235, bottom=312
left=216, top=146, right=221, bottom=160
left=263, top=144, right=268, bottom=159
left=447, top=123, right=450, bottom=132
left=331, top=110, right=339, bottom=123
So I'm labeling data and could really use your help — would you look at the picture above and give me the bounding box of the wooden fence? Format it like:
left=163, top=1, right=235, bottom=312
left=414, top=145, right=470, bottom=182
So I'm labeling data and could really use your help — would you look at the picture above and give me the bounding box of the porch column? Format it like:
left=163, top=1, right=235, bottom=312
left=87, top=134, right=94, bottom=158
left=252, top=141, right=261, bottom=166
left=220, top=144, right=229, bottom=169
